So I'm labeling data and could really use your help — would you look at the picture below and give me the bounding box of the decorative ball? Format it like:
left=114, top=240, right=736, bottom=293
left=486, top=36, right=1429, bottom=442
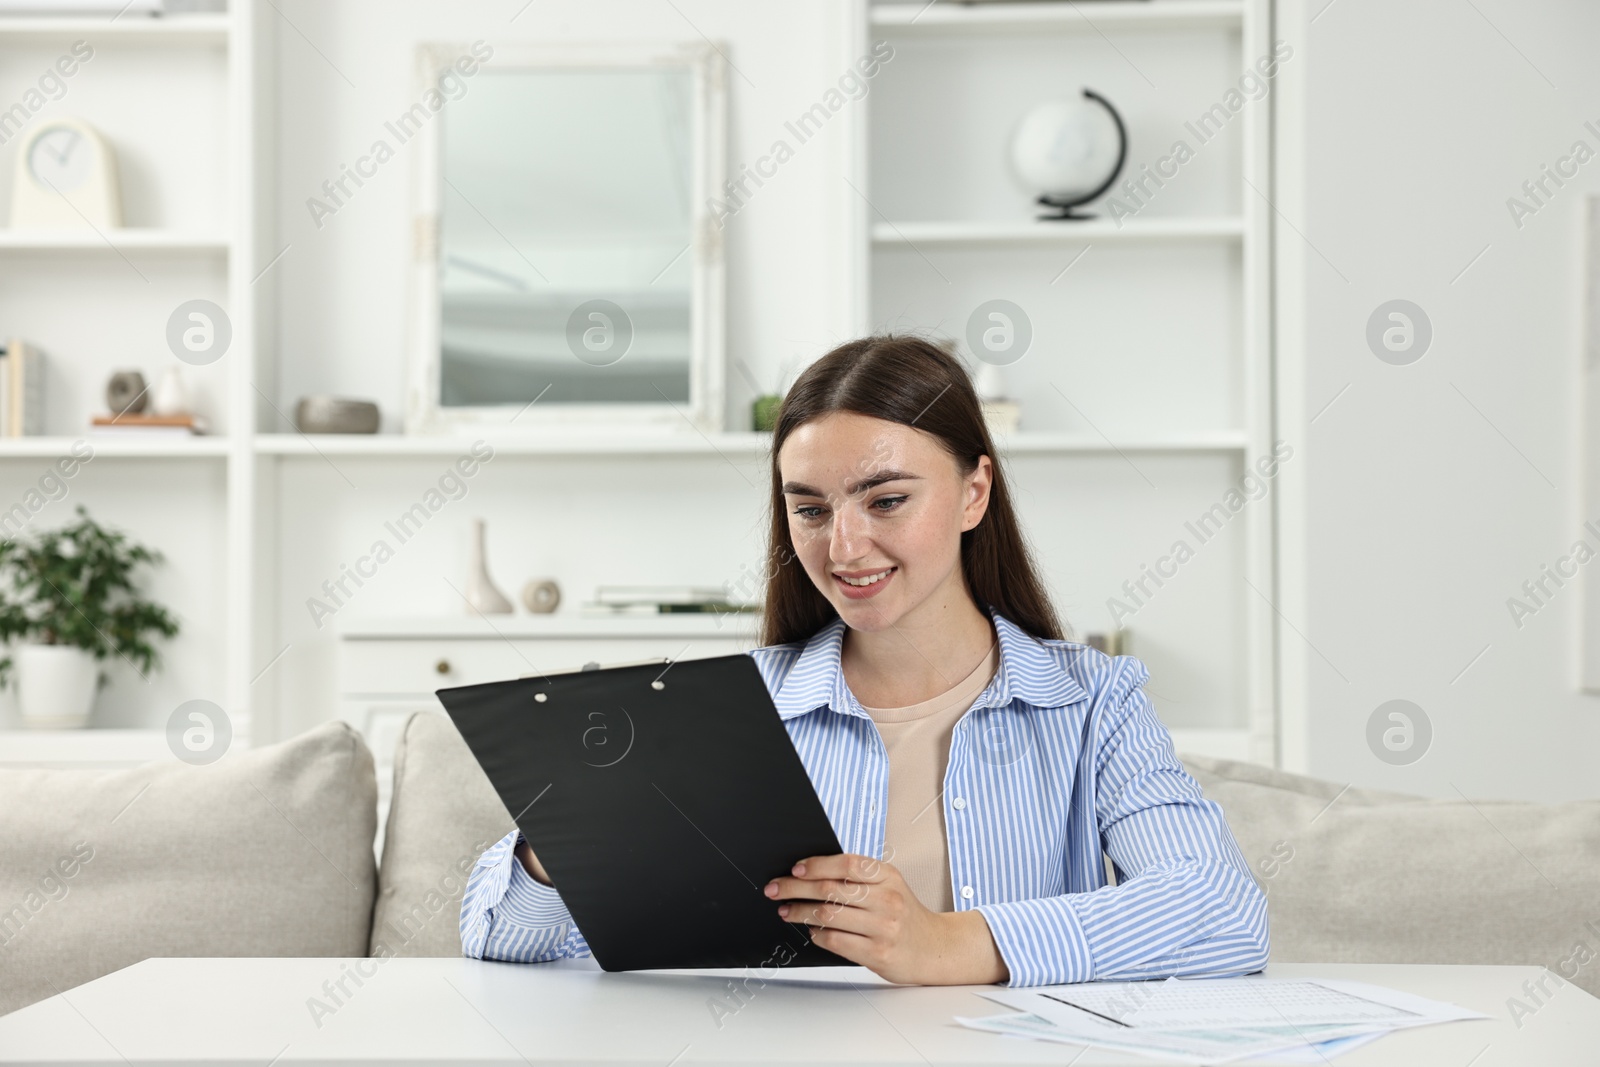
left=521, top=578, right=561, bottom=614
left=1010, top=96, right=1124, bottom=202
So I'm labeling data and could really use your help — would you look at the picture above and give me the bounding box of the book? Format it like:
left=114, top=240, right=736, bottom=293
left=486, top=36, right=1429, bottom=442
left=2, top=339, right=44, bottom=437
left=579, top=601, right=760, bottom=616
left=594, top=585, right=734, bottom=606
left=90, top=413, right=207, bottom=435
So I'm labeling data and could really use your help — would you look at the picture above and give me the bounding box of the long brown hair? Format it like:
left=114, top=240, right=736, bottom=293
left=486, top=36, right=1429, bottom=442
left=761, top=334, right=1065, bottom=647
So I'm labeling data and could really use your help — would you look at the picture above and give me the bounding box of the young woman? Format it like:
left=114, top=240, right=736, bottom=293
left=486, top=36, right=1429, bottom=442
left=461, top=335, right=1269, bottom=987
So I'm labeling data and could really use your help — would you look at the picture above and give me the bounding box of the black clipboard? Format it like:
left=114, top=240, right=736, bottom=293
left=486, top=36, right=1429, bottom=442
left=437, top=653, right=851, bottom=971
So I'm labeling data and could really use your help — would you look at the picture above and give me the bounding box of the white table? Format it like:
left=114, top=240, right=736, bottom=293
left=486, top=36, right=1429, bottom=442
left=1, top=957, right=1596, bottom=1065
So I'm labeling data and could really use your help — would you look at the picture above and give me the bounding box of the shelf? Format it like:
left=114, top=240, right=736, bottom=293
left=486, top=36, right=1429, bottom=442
left=258, top=430, right=1248, bottom=458
left=340, top=614, right=762, bottom=641
left=872, top=217, right=1244, bottom=246
left=871, top=1, right=1244, bottom=33
left=0, top=727, right=172, bottom=769
left=0, top=435, right=229, bottom=458
left=997, top=430, right=1249, bottom=452
left=0, top=14, right=228, bottom=45
left=0, top=230, right=229, bottom=253
left=256, top=431, right=779, bottom=458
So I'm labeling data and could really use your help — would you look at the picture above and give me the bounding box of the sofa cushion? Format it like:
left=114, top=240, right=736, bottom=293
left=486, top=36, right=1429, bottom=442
left=370, top=711, right=513, bottom=957
left=1180, top=753, right=1600, bottom=997
left=0, top=721, right=376, bottom=1016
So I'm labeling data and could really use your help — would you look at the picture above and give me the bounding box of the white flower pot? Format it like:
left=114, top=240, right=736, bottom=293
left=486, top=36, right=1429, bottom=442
left=16, top=645, right=100, bottom=729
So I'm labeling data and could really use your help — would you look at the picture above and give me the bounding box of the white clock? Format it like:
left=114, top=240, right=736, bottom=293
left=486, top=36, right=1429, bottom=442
left=10, top=117, right=122, bottom=230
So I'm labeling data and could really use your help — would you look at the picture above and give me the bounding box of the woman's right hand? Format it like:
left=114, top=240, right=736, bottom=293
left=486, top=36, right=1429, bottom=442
left=514, top=836, right=555, bottom=887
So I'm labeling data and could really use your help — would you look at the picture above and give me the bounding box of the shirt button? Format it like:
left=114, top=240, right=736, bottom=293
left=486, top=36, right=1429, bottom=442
left=869, top=803, right=877, bottom=815
left=952, top=797, right=966, bottom=810
left=961, top=885, right=974, bottom=900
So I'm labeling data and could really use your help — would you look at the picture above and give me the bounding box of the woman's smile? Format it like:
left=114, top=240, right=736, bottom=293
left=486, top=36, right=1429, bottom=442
left=833, top=566, right=897, bottom=599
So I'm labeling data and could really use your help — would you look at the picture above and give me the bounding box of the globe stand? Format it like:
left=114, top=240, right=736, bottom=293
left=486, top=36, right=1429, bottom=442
left=1033, top=88, right=1128, bottom=222
left=1035, top=195, right=1102, bottom=221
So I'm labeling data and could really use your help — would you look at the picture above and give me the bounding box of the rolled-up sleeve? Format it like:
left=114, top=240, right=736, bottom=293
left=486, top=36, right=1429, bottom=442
left=460, top=830, right=592, bottom=962
left=976, top=665, right=1270, bottom=987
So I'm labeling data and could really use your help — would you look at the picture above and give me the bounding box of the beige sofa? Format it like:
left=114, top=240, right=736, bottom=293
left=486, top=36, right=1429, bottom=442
left=4, top=714, right=1597, bottom=1016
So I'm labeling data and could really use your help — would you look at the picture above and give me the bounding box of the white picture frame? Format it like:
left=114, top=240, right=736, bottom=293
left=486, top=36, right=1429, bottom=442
left=404, top=41, right=727, bottom=434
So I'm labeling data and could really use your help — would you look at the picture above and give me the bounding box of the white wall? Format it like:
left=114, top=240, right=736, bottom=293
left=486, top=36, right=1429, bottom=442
left=1277, top=0, right=1600, bottom=799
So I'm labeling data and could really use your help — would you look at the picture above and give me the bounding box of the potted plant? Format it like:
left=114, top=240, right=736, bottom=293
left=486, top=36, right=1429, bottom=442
left=0, top=506, right=180, bottom=728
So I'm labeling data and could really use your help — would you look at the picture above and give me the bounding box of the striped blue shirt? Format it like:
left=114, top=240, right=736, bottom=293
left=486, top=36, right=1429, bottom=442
left=460, top=608, right=1269, bottom=987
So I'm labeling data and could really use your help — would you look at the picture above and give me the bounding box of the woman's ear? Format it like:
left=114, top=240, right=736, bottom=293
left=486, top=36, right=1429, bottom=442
left=961, top=455, right=994, bottom=532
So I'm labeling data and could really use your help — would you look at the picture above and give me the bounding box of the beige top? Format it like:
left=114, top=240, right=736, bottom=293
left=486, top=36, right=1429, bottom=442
left=856, top=642, right=999, bottom=913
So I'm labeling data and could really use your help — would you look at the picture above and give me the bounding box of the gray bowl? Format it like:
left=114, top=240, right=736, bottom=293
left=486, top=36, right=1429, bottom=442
left=295, top=396, right=380, bottom=434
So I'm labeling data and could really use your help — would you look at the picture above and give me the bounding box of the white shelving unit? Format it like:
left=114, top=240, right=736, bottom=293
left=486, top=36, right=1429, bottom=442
left=0, top=2, right=1276, bottom=769
left=871, top=216, right=1245, bottom=245
left=859, top=0, right=1276, bottom=762
left=0, top=231, right=229, bottom=251
left=869, top=1, right=1245, bottom=33
left=0, top=14, right=229, bottom=43
left=0, top=4, right=253, bottom=763
left=253, top=428, right=1248, bottom=458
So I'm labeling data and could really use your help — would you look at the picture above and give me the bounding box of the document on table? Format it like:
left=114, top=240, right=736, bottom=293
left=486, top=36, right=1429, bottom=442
left=954, top=976, right=1490, bottom=1064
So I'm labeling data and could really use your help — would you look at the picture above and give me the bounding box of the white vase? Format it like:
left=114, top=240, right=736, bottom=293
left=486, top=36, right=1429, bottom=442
left=150, top=366, right=191, bottom=417
left=465, top=518, right=513, bottom=614
left=16, top=645, right=100, bottom=728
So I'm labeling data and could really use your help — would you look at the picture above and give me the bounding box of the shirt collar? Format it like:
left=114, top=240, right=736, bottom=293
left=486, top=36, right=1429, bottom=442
left=770, top=606, right=1089, bottom=720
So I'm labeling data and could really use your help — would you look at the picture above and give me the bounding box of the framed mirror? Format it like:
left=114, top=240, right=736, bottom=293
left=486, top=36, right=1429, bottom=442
left=406, top=42, right=726, bottom=432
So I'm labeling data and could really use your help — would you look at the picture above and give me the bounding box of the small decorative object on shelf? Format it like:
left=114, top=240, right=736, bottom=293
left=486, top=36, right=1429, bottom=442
left=520, top=578, right=561, bottom=614
left=150, top=366, right=192, bottom=418
left=580, top=584, right=760, bottom=616
left=0, top=338, right=45, bottom=437
left=1083, top=630, right=1129, bottom=657
left=1010, top=89, right=1128, bottom=221
left=464, top=518, right=513, bottom=615
left=0, top=506, right=179, bottom=729
left=974, top=362, right=1020, bottom=436
left=295, top=395, right=380, bottom=434
left=10, top=117, right=122, bottom=231
left=105, top=370, right=147, bottom=417
left=752, top=394, right=782, bottom=432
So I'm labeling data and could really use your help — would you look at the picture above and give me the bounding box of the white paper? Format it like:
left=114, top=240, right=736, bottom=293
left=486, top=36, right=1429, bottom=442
left=962, top=976, right=1489, bottom=1064
left=987, top=976, right=1485, bottom=1030
left=1239, top=1029, right=1387, bottom=1063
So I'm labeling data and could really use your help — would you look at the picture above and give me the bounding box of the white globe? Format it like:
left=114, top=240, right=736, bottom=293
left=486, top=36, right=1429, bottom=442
left=1010, top=97, right=1123, bottom=201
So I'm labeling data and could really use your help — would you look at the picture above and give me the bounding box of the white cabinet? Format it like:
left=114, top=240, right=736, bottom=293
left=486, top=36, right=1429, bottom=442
left=337, top=615, right=761, bottom=835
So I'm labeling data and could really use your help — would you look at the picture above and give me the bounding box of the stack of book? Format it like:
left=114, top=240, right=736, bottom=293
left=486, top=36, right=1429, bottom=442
left=0, top=339, right=45, bottom=438
left=90, top=413, right=207, bottom=436
left=580, top=586, right=760, bottom=616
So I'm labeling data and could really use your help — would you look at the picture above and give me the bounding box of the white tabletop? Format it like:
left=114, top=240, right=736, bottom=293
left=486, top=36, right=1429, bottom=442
left=1, top=957, right=1595, bottom=1065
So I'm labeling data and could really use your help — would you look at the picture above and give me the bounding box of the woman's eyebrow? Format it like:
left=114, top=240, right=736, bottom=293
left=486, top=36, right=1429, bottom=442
left=781, top=470, right=921, bottom=497
left=847, top=469, right=920, bottom=495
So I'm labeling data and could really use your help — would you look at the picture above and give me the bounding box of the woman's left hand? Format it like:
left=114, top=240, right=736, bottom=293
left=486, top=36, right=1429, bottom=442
left=764, top=853, right=1009, bottom=985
